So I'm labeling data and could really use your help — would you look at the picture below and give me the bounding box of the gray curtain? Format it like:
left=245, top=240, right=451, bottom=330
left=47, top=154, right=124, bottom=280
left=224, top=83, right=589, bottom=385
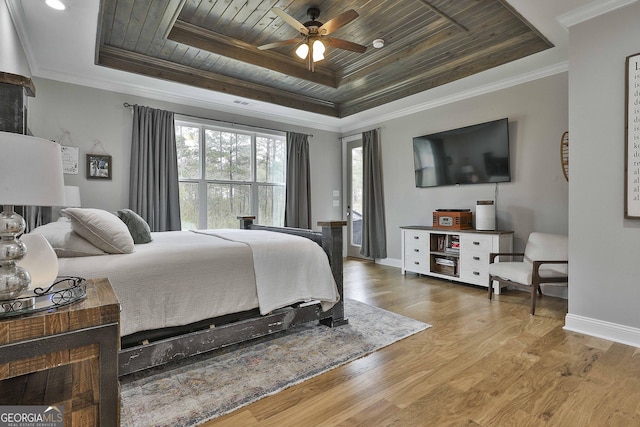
left=130, top=105, right=181, bottom=231
left=16, top=206, right=52, bottom=232
left=284, top=132, right=311, bottom=229
left=360, top=129, right=387, bottom=258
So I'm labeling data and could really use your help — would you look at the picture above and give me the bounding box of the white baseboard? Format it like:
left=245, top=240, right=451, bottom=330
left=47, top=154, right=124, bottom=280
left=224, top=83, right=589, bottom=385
left=564, top=313, right=640, bottom=348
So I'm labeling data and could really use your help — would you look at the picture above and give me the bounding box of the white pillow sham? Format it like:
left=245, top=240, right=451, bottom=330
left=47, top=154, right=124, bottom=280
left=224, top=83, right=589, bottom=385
left=61, top=207, right=135, bottom=254
left=29, top=219, right=106, bottom=258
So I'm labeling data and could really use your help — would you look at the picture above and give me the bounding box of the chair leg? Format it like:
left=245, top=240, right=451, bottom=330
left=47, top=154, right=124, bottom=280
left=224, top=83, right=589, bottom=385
left=488, top=276, right=494, bottom=300
left=530, top=282, right=537, bottom=315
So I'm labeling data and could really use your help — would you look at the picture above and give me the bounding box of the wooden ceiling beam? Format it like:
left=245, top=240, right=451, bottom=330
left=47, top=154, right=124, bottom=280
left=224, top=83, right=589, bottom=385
left=414, top=0, right=468, bottom=32
left=338, top=32, right=547, bottom=117
left=97, top=45, right=339, bottom=117
left=338, top=22, right=458, bottom=85
left=167, top=20, right=338, bottom=88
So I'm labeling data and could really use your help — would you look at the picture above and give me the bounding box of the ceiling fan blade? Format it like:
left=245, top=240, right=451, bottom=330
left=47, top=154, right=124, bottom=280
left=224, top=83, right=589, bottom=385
left=257, top=38, right=301, bottom=51
left=318, top=9, right=359, bottom=35
left=324, top=37, right=367, bottom=53
left=271, top=7, right=309, bottom=35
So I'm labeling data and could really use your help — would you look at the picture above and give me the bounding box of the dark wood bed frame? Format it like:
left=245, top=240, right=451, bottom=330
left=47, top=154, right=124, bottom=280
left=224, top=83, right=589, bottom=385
left=118, top=217, right=347, bottom=376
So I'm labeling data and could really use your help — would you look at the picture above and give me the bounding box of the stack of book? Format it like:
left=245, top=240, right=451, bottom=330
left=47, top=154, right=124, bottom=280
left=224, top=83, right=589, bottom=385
left=434, top=256, right=457, bottom=275
left=445, top=235, right=460, bottom=254
left=435, top=257, right=456, bottom=267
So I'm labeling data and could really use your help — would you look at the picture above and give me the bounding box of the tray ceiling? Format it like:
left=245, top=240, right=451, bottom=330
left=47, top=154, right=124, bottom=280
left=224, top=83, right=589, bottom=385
left=95, top=0, right=553, bottom=118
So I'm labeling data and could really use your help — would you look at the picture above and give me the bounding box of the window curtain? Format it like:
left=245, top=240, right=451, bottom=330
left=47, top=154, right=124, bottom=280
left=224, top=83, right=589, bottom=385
left=16, top=206, right=51, bottom=232
left=360, top=129, right=387, bottom=258
left=284, top=132, right=311, bottom=229
left=129, top=105, right=181, bottom=231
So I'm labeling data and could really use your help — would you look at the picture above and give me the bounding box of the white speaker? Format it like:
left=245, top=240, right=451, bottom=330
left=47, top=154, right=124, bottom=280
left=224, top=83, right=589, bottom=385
left=476, top=200, right=495, bottom=230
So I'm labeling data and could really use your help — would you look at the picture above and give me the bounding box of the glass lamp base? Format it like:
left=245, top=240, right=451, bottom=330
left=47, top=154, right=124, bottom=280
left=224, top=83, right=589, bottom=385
left=0, top=205, right=30, bottom=299
left=0, top=264, right=30, bottom=300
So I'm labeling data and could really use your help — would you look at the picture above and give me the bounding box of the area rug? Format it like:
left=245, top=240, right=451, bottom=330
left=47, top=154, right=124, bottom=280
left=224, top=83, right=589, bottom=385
left=119, top=298, right=430, bottom=426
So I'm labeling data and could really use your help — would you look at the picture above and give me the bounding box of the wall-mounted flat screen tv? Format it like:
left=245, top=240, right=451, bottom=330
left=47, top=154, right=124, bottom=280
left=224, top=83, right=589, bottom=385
left=413, top=118, right=511, bottom=188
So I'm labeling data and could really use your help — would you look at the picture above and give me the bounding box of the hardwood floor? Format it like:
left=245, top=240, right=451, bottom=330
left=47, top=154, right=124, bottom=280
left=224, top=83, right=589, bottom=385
left=203, top=259, right=640, bottom=426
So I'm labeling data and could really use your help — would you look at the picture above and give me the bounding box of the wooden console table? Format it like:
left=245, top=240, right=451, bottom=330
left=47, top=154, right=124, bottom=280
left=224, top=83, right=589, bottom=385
left=0, top=278, right=120, bottom=426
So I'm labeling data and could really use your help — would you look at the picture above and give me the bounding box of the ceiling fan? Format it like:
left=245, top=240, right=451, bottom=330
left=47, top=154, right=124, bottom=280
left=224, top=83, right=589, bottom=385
left=258, top=7, right=367, bottom=71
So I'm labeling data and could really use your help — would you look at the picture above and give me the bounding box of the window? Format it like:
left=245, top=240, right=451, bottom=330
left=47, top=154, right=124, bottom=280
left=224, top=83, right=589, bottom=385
left=175, top=119, right=286, bottom=229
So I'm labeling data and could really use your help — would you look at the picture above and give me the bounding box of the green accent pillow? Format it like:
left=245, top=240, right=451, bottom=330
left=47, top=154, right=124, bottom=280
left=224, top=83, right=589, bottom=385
left=117, top=209, right=152, bottom=244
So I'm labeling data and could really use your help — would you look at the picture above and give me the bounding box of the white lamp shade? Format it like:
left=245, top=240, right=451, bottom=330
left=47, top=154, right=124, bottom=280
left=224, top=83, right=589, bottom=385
left=295, top=43, right=309, bottom=59
left=64, top=186, right=82, bottom=207
left=0, top=131, right=65, bottom=207
left=312, top=40, right=325, bottom=62
left=16, top=234, right=58, bottom=290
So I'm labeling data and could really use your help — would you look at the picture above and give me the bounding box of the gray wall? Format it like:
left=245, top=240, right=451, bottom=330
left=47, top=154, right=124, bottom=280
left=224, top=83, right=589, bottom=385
left=348, top=73, right=569, bottom=264
left=27, top=78, right=342, bottom=230
left=28, top=73, right=570, bottom=271
left=568, top=1, right=640, bottom=332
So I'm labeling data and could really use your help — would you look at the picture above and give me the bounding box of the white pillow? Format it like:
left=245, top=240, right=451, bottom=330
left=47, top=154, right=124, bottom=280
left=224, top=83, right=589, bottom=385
left=61, top=208, right=135, bottom=254
left=29, top=220, right=106, bottom=257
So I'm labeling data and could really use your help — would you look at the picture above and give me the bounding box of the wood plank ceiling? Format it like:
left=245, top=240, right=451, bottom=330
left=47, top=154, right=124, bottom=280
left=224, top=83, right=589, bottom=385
left=96, top=0, right=552, bottom=117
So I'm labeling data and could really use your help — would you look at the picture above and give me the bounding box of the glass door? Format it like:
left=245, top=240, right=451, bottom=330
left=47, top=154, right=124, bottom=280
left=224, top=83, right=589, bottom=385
left=346, top=140, right=365, bottom=258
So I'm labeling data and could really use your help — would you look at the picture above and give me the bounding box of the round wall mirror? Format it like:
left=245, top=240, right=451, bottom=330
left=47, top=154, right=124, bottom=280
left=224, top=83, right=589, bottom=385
left=561, top=131, right=569, bottom=181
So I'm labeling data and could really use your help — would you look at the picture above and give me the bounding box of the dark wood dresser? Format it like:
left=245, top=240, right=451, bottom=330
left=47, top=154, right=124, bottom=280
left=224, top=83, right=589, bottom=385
left=0, top=278, right=120, bottom=426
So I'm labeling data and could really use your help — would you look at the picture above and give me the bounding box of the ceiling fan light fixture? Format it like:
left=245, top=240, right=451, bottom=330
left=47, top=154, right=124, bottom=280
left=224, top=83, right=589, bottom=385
left=295, top=43, right=309, bottom=59
left=312, top=40, right=325, bottom=62
left=261, top=7, right=364, bottom=71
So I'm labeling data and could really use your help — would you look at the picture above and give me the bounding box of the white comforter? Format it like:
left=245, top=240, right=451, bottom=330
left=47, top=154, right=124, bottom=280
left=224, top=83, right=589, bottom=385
left=195, top=229, right=339, bottom=314
left=57, top=229, right=339, bottom=337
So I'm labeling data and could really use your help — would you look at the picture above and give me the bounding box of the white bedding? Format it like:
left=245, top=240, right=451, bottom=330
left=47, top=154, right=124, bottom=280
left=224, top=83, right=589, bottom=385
left=57, top=229, right=339, bottom=337
left=195, top=229, right=339, bottom=314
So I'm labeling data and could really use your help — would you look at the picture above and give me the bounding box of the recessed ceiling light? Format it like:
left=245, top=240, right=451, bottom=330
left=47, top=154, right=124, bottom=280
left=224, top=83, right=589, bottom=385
left=45, top=0, right=66, bottom=11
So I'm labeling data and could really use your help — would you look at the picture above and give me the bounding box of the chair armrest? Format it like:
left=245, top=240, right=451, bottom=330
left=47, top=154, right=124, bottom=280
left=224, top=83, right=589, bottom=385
left=532, top=260, right=568, bottom=275
left=489, top=252, right=525, bottom=264
left=533, top=260, right=569, bottom=282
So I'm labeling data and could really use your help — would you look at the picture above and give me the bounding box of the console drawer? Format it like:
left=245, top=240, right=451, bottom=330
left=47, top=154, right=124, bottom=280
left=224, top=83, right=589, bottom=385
left=460, top=235, right=494, bottom=253
left=460, top=251, right=490, bottom=266
left=404, top=230, right=429, bottom=251
left=404, top=253, right=430, bottom=274
left=460, top=268, right=488, bottom=286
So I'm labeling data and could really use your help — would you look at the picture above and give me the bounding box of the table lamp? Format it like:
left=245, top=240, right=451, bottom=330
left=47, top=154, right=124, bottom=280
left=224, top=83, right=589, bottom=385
left=0, top=131, right=65, bottom=300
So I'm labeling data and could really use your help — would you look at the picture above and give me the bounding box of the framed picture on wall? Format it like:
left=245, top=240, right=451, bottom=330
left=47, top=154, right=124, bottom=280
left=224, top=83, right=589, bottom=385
left=86, top=154, right=112, bottom=180
left=61, top=145, right=79, bottom=174
left=626, top=52, right=640, bottom=218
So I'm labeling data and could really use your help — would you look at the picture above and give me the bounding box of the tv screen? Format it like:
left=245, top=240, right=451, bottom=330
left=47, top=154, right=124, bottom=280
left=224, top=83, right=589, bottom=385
left=413, top=118, right=511, bottom=188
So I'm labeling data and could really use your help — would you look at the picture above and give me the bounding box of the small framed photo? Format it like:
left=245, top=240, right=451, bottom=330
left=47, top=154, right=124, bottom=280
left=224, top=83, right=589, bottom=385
left=86, top=154, right=112, bottom=180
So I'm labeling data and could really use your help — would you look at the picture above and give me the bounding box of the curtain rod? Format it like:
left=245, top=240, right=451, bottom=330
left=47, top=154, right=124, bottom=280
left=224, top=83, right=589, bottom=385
left=340, top=127, right=382, bottom=140
left=123, top=103, right=313, bottom=138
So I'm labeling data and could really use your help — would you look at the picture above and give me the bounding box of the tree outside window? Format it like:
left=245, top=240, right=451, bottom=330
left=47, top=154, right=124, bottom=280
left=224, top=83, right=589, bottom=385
left=175, top=120, right=286, bottom=229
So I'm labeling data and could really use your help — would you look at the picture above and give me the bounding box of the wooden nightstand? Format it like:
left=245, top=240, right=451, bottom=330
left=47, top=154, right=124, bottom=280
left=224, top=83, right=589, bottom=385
left=0, top=278, right=120, bottom=426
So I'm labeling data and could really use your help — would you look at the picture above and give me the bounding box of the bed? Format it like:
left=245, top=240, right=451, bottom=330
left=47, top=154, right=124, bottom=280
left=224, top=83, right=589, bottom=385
left=29, top=209, right=347, bottom=376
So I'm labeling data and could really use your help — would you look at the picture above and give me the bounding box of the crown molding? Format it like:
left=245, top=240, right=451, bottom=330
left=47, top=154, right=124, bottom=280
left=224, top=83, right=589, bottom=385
left=339, top=61, right=568, bottom=134
left=557, top=0, right=638, bottom=29
left=32, top=66, right=345, bottom=133
left=5, top=0, right=36, bottom=76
